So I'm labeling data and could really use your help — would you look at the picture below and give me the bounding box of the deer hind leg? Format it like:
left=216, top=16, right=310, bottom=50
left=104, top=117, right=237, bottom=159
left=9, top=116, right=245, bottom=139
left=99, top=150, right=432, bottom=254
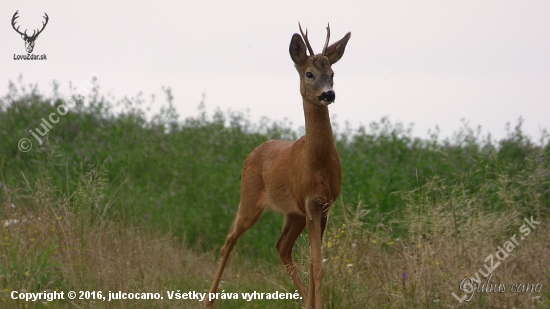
left=204, top=195, right=264, bottom=309
left=305, top=201, right=329, bottom=309
left=276, top=213, right=307, bottom=302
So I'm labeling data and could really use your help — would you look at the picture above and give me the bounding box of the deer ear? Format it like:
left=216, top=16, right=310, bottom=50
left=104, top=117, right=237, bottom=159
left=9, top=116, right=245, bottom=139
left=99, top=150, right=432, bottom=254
left=289, top=33, right=308, bottom=65
left=325, top=32, right=351, bottom=65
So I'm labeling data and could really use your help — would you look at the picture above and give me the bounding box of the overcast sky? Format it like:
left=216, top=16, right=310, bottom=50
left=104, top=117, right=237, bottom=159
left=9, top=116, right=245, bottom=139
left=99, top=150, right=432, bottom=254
left=2, top=1, right=549, bottom=141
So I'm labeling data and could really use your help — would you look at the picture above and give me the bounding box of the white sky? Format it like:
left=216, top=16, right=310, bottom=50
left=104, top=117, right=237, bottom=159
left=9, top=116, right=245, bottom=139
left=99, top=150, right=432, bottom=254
left=2, top=1, right=549, bottom=141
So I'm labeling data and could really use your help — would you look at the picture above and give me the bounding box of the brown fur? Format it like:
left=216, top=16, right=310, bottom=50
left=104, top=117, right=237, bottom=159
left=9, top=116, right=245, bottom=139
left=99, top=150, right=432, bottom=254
left=205, top=25, right=351, bottom=309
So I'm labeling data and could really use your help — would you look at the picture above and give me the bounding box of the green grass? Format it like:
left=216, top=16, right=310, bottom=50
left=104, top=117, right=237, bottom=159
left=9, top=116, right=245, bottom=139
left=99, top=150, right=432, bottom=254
left=1, top=153, right=548, bottom=308
left=1, top=76, right=548, bottom=262
left=1, top=77, right=549, bottom=308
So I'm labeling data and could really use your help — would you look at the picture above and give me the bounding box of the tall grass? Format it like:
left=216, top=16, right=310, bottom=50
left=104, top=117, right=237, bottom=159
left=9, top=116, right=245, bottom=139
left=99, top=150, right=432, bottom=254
left=2, top=78, right=548, bottom=260
left=1, top=78, right=549, bottom=308
left=314, top=150, right=550, bottom=308
left=0, top=159, right=247, bottom=308
left=1, top=147, right=548, bottom=308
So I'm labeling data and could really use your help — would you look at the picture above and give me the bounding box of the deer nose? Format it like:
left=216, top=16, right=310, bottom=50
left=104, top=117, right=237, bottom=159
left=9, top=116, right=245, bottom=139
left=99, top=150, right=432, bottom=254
left=318, top=90, right=335, bottom=103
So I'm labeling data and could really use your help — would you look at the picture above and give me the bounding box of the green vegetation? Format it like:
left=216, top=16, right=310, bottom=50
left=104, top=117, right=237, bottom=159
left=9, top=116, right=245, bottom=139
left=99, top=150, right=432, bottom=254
left=2, top=77, right=548, bottom=256
left=1, top=78, right=549, bottom=308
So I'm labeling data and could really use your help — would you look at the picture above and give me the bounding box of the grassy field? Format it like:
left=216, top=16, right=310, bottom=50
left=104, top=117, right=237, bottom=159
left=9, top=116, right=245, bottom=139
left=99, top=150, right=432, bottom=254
left=1, top=78, right=549, bottom=308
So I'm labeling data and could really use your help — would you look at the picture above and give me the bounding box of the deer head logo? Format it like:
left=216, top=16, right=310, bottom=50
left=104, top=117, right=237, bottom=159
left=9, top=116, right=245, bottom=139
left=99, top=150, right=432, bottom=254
left=11, top=10, right=49, bottom=54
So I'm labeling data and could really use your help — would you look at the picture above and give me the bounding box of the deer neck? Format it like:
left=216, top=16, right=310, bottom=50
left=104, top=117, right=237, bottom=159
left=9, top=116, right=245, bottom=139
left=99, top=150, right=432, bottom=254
left=302, top=99, right=337, bottom=165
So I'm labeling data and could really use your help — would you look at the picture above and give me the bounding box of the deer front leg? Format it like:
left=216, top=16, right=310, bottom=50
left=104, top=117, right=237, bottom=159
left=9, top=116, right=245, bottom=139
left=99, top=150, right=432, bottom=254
left=305, top=199, right=326, bottom=309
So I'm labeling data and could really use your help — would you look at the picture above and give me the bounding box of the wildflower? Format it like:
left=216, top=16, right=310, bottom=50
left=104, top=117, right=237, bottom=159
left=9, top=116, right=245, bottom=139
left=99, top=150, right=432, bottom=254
left=387, top=241, right=394, bottom=245
left=3, top=220, right=19, bottom=227
left=371, top=240, right=377, bottom=244
left=434, top=260, right=440, bottom=266
left=401, top=272, right=409, bottom=279
left=346, top=264, right=353, bottom=268
left=327, top=241, right=332, bottom=247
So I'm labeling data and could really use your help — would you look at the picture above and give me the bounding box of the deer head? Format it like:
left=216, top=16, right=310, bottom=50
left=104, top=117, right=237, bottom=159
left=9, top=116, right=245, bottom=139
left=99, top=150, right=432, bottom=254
left=12, top=11, right=49, bottom=54
left=289, top=23, right=351, bottom=106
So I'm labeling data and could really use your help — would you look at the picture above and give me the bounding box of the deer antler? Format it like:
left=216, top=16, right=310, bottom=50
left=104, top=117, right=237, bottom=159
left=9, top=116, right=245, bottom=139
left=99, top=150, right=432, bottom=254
left=322, top=23, right=331, bottom=56
left=11, top=11, right=49, bottom=39
left=30, top=13, right=49, bottom=39
left=11, top=11, right=25, bottom=36
left=298, top=23, right=315, bottom=56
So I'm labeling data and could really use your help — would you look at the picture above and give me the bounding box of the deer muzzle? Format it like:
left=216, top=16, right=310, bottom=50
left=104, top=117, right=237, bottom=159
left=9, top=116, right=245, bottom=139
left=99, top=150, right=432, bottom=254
left=317, top=90, right=335, bottom=105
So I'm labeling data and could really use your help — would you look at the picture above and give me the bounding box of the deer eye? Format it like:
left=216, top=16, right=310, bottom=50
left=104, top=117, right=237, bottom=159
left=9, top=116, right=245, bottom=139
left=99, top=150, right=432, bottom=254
left=331, top=73, right=334, bottom=79
left=305, top=72, right=314, bottom=79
